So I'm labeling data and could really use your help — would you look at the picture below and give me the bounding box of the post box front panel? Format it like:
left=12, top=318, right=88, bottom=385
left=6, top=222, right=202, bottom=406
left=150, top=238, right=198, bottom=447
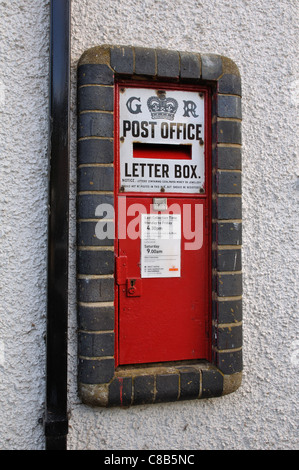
left=116, top=82, right=211, bottom=366
left=117, top=196, right=210, bottom=365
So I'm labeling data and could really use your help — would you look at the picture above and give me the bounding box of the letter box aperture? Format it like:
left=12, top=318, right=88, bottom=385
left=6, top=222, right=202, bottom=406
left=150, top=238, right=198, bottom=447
left=115, top=83, right=212, bottom=366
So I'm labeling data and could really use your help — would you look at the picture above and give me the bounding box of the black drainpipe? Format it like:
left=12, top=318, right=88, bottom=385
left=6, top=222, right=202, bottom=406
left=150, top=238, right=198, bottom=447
left=44, top=0, right=70, bottom=450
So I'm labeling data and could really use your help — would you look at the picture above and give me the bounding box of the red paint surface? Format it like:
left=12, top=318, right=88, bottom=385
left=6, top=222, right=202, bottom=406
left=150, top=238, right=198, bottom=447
left=114, top=81, right=212, bottom=366
left=117, top=197, right=210, bottom=365
left=133, top=142, right=192, bottom=160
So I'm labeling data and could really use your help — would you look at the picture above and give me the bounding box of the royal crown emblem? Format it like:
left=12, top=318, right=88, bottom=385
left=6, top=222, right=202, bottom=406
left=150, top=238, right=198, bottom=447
left=147, top=95, right=178, bottom=121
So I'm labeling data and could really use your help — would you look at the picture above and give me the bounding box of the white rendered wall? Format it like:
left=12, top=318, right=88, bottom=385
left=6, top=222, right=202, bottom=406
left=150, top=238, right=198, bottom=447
left=0, top=0, right=298, bottom=450
left=0, top=0, right=50, bottom=450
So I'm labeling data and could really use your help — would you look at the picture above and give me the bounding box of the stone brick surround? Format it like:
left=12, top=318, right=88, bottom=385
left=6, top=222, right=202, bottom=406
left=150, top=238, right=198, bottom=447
left=77, top=45, right=242, bottom=406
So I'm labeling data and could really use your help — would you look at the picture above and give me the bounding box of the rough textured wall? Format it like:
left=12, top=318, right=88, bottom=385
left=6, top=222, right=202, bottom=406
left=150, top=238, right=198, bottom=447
left=69, top=0, right=299, bottom=450
left=0, top=1, right=50, bottom=450
left=0, top=0, right=298, bottom=450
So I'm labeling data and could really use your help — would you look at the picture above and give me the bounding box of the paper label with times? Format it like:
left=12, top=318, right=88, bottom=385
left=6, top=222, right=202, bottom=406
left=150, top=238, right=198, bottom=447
left=141, top=214, right=181, bottom=278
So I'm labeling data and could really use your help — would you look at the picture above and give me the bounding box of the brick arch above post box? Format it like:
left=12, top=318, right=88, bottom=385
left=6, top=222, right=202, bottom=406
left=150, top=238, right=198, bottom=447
left=76, top=45, right=242, bottom=407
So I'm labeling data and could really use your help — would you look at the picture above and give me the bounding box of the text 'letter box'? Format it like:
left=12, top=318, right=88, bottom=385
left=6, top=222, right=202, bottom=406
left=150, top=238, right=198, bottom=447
left=115, top=84, right=212, bottom=365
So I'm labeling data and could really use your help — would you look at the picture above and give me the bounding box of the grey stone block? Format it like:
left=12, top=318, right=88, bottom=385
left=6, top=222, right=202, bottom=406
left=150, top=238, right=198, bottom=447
left=178, top=368, right=200, bottom=400
left=109, top=377, right=132, bottom=406
left=201, top=369, right=223, bottom=398
left=201, top=54, right=223, bottom=80
left=218, top=73, right=242, bottom=96
left=217, top=147, right=242, bottom=170
left=77, top=249, right=114, bottom=275
left=78, top=112, right=113, bottom=138
left=78, top=64, right=114, bottom=86
left=180, top=51, right=201, bottom=79
left=217, top=272, right=242, bottom=297
left=157, top=49, right=180, bottom=78
left=78, top=358, right=115, bottom=384
left=78, top=86, right=114, bottom=112
left=135, top=47, right=156, bottom=76
left=155, top=374, right=179, bottom=403
left=77, top=220, right=114, bottom=247
left=217, top=95, right=242, bottom=119
left=217, top=248, right=242, bottom=271
left=77, top=194, right=114, bottom=220
left=218, top=120, right=241, bottom=145
left=217, top=171, right=241, bottom=194
left=133, top=375, right=155, bottom=405
left=78, top=331, right=114, bottom=357
left=215, top=349, right=242, bottom=374
left=77, top=277, right=114, bottom=303
left=78, top=305, right=115, bottom=331
left=215, top=299, right=242, bottom=324
left=217, top=196, right=242, bottom=219
left=78, top=166, right=114, bottom=191
left=78, top=139, right=114, bottom=165
left=216, top=249, right=242, bottom=271
left=216, top=324, right=242, bottom=350
left=110, top=46, right=134, bottom=74
left=216, top=221, right=242, bottom=245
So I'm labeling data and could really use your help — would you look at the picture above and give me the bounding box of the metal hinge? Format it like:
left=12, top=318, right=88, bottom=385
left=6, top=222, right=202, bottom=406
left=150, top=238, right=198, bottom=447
left=115, top=255, right=128, bottom=285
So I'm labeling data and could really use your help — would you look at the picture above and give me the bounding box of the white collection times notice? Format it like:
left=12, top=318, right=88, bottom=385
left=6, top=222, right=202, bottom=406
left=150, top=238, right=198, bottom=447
left=140, top=214, right=181, bottom=278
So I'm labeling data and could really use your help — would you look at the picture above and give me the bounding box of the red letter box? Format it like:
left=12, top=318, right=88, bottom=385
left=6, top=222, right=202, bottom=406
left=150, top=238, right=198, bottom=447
left=115, top=83, right=212, bottom=366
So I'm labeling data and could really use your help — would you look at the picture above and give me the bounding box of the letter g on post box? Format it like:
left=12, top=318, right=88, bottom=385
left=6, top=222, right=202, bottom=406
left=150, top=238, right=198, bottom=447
left=77, top=46, right=242, bottom=407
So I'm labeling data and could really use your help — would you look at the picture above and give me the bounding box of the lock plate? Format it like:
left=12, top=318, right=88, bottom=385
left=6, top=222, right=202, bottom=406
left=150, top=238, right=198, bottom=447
left=153, top=198, right=167, bottom=211
left=126, top=278, right=142, bottom=297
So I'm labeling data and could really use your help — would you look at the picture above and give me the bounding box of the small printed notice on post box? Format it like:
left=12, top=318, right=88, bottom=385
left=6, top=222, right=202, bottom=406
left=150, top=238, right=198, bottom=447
left=141, top=214, right=181, bottom=278
left=119, top=87, right=205, bottom=193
